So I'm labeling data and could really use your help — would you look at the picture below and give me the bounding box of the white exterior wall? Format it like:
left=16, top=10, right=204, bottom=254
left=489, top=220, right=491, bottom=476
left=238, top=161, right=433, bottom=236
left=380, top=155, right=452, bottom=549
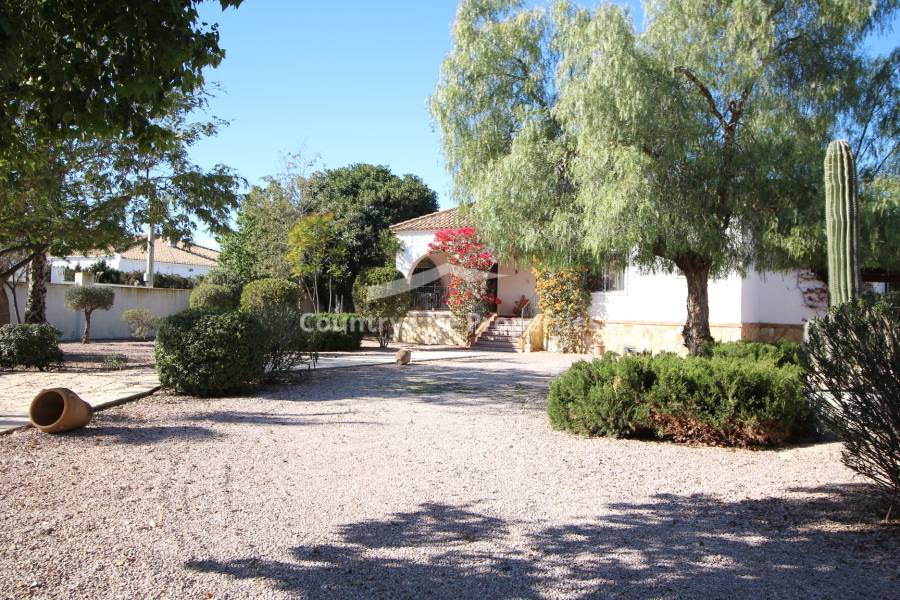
left=396, top=231, right=440, bottom=278
left=740, top=270, right=823, bottom=324
left=50, top=256, right=213, bottom=283
left=396, top=229, right=816, bottom=328
left=589, top=267, right=744, bottom=324
left=6, top=282, right=190, bottom=341
left=496, top=261, right=537, bottom=315
left=115, top=258, right=212, bottom=278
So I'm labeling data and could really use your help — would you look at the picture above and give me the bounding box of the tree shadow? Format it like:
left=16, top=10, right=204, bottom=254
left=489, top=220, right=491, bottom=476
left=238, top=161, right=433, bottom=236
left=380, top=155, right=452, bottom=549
left=255, top=359, right=558, bottom=413
left=186, top=484, right=899, bottom=598
left=73, top=424, right=218, bottom=445
left=186, top=410, right=382, bottom=428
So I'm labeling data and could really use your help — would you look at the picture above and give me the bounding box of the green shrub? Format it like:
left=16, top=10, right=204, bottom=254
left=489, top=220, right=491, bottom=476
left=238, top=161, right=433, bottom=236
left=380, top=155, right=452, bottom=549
left=252, top=306, right=318, bottom=379
left=548, top=355, right=654, bottom=436
left=153, top=272, right=196, bottom=289
left=121, top=308, right=160, bottom=340
left=352, top=267, right=411, bottom=347
left=64, top=285, right=115, bottom=344
left=711, top=340, right=806, bottom=368
left=0, top=324, right=63, bottom=370
left=309, top=313, right=365, bottom=351
left=648, top=354, right=808, bottom=446
left=240, top=277, right=301, bottom=312
left=155, top=310, right=266, bottom=396
left=189, top=283, right=237, bottom=312
left=806, top=295, right=900, bottom=501
left=548, top=351, right=810, bottom=447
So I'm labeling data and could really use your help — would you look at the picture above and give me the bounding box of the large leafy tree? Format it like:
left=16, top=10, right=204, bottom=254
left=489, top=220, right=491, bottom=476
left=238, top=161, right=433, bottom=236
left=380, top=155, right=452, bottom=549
left=304, top=163, right=438, bottom=279
left=432, top=0, right=896, bottom=354
left=0, top=95, right=243, bottom=319
left=0, top=1, right=242, bottom=159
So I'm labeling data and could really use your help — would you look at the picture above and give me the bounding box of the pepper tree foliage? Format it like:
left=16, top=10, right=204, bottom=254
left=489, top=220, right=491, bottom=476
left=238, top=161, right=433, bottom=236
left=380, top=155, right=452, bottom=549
left=431, top=0, right=896, bottom=354
left=428, top=227, right=498, bottom=339
left=0, top=1, right=244, bottom=282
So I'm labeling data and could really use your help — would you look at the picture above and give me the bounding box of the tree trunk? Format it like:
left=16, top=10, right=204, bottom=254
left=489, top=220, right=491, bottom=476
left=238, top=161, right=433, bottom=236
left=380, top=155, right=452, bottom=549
left=24, top=252, right=48, bottom=324
left=144, top=224, right=156, bottom=287
left=82, top=311, right=92, bottom=344
left=679, top=260, right=714, bottom=355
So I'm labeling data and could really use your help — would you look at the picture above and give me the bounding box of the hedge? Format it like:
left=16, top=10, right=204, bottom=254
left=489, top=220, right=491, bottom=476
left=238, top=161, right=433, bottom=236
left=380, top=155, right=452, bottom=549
left=155, top=310, right=266, bottom=396
left=309, top=313, right=365, bottom=351
left=548, top=342, right=811, bottom=447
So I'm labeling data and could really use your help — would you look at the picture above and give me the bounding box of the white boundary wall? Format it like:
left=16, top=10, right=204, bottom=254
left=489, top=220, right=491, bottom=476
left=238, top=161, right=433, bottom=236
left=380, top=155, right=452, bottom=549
left=3, top=282, right=190, bottom=340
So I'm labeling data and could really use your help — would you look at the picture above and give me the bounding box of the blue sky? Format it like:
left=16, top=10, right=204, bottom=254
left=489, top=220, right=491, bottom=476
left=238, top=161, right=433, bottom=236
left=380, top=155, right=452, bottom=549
left=189, top=1, right=895, bottom=246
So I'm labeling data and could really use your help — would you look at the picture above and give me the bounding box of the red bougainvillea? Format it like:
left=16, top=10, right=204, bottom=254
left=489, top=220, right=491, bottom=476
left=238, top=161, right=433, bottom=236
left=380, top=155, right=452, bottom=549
left=428, top=227, right=498, bottom=341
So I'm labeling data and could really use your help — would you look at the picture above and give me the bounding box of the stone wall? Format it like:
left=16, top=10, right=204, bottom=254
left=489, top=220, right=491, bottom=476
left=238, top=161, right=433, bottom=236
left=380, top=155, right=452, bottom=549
left=395, top=311, right=465, bottom=346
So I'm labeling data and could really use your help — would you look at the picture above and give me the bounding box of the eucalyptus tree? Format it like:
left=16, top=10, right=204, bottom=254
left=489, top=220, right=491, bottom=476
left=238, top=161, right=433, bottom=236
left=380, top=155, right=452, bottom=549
left=432, top=0, right=895, bottom=353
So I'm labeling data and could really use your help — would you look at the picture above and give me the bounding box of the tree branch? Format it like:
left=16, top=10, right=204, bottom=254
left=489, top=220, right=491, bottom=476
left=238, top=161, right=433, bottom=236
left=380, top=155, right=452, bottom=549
left=676, top=66, right=726, bottom=128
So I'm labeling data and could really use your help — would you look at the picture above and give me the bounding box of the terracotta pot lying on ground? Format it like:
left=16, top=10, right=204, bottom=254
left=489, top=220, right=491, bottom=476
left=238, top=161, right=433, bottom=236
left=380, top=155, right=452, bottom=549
left=29, top=388, right=93, bottom=433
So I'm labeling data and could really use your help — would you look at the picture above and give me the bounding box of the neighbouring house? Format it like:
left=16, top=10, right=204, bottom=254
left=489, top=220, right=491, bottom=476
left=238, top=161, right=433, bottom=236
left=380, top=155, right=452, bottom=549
left=49, top=238, right=220, bottom=283
left=391, top=207, right=826, bottom=353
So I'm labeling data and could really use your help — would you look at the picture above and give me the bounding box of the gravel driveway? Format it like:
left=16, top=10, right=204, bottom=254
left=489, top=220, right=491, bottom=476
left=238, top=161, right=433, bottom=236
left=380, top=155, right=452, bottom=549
left=1, top=353, right=897, bottom=599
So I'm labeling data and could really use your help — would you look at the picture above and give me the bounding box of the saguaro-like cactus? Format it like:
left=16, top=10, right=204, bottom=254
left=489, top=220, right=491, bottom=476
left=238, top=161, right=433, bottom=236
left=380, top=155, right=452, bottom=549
left=824, top=140, right=861, bottom=306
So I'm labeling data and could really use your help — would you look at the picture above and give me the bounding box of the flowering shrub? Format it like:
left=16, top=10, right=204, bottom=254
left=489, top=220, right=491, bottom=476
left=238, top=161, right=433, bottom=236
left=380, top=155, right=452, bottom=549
left=428, top=227, right=498, bottom=340
left=534, top=266, right=590, bottom=353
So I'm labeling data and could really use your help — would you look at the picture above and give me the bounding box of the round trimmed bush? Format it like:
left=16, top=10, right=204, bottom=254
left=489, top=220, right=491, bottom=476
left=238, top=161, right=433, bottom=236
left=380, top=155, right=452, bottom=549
left=121, top=308, right=159, bottom=340
left=155, top=310, right=266, bottom=396
left=189, top=283, right=236, bottom=312
left=0, top=323, right=63, bottom=370
left=240, top=278, right=301, bottom=313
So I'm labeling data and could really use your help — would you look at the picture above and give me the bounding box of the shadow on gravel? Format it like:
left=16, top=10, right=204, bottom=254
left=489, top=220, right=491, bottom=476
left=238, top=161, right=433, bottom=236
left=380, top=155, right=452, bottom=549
left=255, top=360, right=556, bottom=411
left=73, top=424, right=218, bottom=445
left=186, top=410, right=383, bottom=428
left=186, top=484, right=899, bottom=599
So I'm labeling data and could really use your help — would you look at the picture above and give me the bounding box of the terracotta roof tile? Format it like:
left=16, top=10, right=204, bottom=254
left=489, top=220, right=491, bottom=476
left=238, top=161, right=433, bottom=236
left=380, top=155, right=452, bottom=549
left=78, top=238, right=219, bottom=267
left=390, top=207, right=469, bottom=232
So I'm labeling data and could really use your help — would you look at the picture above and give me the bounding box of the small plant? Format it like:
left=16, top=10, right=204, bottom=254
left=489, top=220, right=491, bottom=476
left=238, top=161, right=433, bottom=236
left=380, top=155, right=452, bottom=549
left=155, top=310, right=267, bottom=396
left=253, top=306, right=318, bottom=379
left=64, top=286, right=115, bottom=344
left=352, top=266, right=411, bottom=347
left=0, top=323, right=63, bottom=370
left=121, top=308, right=160, bottom=340
left=101, top=353, right=129, bottom=370
left=189, top=283, right=237, bottom=312
left=806, top=295, right=899, bottom=504
left=239, top=277, right=301, bottom=312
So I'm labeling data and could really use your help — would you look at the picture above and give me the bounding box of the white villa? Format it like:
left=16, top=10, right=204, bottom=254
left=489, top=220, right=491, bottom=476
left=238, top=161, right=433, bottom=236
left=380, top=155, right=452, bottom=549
left=391, top=207, right=824, bottom=354
left=49, top=238, right=220, bottom=283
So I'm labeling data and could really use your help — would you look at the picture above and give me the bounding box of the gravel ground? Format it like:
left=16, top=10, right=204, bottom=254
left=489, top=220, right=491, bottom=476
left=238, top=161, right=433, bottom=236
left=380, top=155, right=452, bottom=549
left=59, top=340, right=156, bottom=371
left=0, top=353, right=897, bottom=599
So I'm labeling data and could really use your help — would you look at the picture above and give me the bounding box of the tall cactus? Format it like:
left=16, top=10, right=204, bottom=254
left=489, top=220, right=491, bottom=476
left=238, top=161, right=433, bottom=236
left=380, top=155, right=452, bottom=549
left=824, top=140, right=861, bottom=306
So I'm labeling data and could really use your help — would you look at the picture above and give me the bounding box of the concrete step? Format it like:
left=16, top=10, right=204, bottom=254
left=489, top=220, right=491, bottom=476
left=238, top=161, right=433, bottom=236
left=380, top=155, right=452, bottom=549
left=479, top=333, right=521, bottom=342
left=475, top=340, right=520, bottom=349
